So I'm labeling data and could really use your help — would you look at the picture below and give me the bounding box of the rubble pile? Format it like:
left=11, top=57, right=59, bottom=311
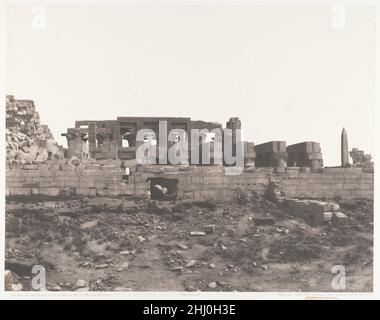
left=6, top=95, right=64, bottom=162
left=268, top=181, right=347, bottom=226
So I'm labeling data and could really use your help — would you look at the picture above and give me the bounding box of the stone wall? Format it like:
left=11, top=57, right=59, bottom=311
left=5, top=160, right=133, bottom=198
left=5, top=163, right=374, bottom=201
left=276, top=167, right=374, bottom=200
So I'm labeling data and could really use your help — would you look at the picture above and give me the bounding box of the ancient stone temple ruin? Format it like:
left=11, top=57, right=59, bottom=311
left=287, top=142, right=323, bottom=171
left=61, top=116, right=326, bottom=172
left=62, top=116, right=246, bottom=165
left=5, top=95, right=374, bottom=207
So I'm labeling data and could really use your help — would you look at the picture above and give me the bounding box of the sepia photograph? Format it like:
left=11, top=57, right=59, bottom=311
left=1, top=1, right=377, bottom=299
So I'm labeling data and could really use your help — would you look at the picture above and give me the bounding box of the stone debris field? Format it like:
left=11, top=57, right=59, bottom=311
left=5, top=193, right=373, bottom=292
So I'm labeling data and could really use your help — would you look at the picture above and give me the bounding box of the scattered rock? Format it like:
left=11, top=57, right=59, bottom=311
left=70, top=157, right=81, bottom=166
left=75, top=287, right=90, bottom=292
left=177, top=243, right=189, bottom=250
left=116, top=262, right=129, bottom=272
left=172, top=266, right=183, bottom=272
left=11, top=283, right=23, bottom=291
left=185, top=284, right=197, bottom=291
left=190, top=231, right=206, bottom=236
left=4, top=270, right=14, bottom=291
left=75, top=279, right=87, bottom=288
left=48, top=285, right=62, bottom=291
left=80, top=219, right=100, bottom=229
left=204, top=224, right=215, bottom=234
left=208, top=282, right=217, bottom=289
left=114, top=287, right=133, bottom=291
left=186, top=260, right=197, bottom=268
left=332, top=212, right=348, bottom=225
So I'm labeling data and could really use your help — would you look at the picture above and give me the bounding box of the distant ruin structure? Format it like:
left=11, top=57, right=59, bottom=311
left=287, top=142, right=323, bottom=171
left=63, top=118, right=328, bottom=172
left=350, top=147, right=374, bottom=173
left=254, top=141, right=288, bottom=168
left=62, top=117, right=252, bottom=166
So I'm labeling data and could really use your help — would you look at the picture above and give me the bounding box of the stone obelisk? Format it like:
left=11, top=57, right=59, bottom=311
left=341, top=127, right=349, bottom=167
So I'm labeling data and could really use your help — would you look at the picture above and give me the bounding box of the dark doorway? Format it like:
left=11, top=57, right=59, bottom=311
left=149, top=177, right=178, bottom=201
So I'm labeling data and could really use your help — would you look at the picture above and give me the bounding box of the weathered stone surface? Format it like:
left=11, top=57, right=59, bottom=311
left=5, top=163, right=374, bottom=201
left=341, top=128, right=349, bottom=167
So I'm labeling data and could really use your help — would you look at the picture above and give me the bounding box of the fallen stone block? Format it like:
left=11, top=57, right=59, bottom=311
left=308, top=201, right=328, bottom=213
left=80, top=219, right=100, bottom=229
left=326, top=202, right=340, bottom=212
left=177, top=243, right=189, bottom=250
left=254, top=216, right=275, bottom=226
left=11, top=283, right=23, bottom=291
left=4, top=270, right=14, bottom=291
left=204, top=224, right=215, bottom=234
left=323, top=212, right=333, bottom=222
left=332, top=211, right=348, bottom=225
left=116, top=262, right=129, bottom=272
left=190, top=231, right=206, bottom=236
left=309, top=211, right=324, bottom=226
left=185, top=260, right=197, bottom=268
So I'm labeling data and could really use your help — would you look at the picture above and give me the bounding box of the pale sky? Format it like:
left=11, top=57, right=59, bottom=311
left=6, top=5, right=376, bottom=166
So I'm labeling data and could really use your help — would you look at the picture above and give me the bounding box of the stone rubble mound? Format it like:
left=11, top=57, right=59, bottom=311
left=6, top=95, right=64, bottom=163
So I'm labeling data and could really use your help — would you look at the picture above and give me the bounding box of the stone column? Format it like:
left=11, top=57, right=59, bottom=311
left=88, top=122, right=96, bottom=158
left=226, top=117, right=241, bottom=157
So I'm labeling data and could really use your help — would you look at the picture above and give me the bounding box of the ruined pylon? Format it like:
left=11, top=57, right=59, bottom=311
left=341, top=127, right=349, bottom=167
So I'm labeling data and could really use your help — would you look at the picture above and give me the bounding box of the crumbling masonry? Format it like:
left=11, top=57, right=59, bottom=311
left=5, top=96, right=374, bottom=212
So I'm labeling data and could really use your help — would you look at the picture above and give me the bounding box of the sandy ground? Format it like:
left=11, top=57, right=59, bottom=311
left=5, top=193, right=373, bottom=292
